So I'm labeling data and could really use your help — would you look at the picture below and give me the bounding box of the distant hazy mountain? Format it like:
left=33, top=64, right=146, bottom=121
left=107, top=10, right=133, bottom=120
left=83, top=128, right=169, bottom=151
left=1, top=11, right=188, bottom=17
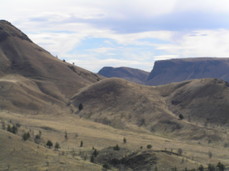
left=98, top=66, right=149, bottom=84
left=146, top=58, right=229, bottom=85
left=99, top=58, right=229, bottom=86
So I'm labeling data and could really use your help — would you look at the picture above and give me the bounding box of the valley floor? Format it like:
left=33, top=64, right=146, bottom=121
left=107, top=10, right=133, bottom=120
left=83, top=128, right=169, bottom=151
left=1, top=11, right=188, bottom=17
left=0, top=111, right=229, bottom=170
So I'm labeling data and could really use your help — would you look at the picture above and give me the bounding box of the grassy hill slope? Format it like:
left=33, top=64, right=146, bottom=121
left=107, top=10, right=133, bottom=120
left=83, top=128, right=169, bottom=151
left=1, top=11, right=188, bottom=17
left=0, top=20, right=102, bottom=113
left=158, top=78, right=229, bottom=126
left=0, top=128, right=102, bottom=171
left=1, top=111, right=226, bottom=171
left=71, top=78, right=229, bottom=144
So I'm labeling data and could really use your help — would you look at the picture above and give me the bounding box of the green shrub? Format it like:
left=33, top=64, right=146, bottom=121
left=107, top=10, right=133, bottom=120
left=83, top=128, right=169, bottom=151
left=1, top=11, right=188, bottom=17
left=80, top=140, right=83, bottom=147
left=90, top=155, right=95, bottom=163
left=146, top=144, right=152, bottom=149
left=217, top=162, right=225, bottom=171
left=123, top=137, right=127, bottom=144
left=179, top=114, right=184, bottom=120
left=208, top=164, right=215, bottom=171
left=7, top=124, right=18, bottom=134
left=198, top=165, right=204, bottom=171
left=103, top=163, right=111, bottom=169
left=22, top=132, right=30, bottom=141
left=55, top=142, right=60, bottom=150
left=34, top=134, right=41, bottom=144
left=92, top=149, right=99, bottom=157
left=79, top=103, right=83, bottom=111
left=113, top=144, right=120, bottom=151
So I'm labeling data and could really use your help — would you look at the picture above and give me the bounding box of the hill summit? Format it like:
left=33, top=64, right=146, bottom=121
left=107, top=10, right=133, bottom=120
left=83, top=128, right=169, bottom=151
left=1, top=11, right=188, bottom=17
left=0, top=20, right=101, bottom=113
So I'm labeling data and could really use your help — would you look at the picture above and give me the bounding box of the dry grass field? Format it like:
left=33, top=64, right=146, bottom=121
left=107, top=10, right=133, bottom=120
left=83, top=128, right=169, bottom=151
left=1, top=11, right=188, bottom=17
left=0, top=110, right=228, bottom=170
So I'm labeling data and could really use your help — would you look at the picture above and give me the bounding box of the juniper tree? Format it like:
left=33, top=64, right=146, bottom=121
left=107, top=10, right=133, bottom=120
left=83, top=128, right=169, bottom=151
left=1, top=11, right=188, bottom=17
left=79, top=103, right=83, bottom=111
left=22, top=132, right=30, bottom=141
left=65, top=131, right=68, bottom=140
left=46, top=140, right=53, bottom=149
left=80, top=140, right=83, bottom=147
left=179, top=114, right=184, bottom=120
left=123, top=137, right=127, bottom=144
left=198, top=165, right=204, bottom=171
left=217, top=162, right=225, bottom=171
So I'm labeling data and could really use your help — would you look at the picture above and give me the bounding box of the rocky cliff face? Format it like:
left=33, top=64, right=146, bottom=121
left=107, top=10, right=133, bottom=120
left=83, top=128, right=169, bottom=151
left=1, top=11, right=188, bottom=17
left=146, top=58, right=229, bottom=85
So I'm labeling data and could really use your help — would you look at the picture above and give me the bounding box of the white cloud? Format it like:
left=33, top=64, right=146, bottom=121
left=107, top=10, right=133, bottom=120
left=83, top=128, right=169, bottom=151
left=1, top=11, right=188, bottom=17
left=103, top=0, right=177, bottom=18
left=68, top=55, right=153, bottom=72
left=100, top=31, right=173, bottom=45
left=88, top=47, right=115, bottom=54
left=156, top=29, right=229, bottom=57
left=2, top=0, right=229, bottom=73
left=174, top=0, right=229, bottom=13
left=29, top=32, right=84, bottom=56
left=154, top=55, right=178, bottom=61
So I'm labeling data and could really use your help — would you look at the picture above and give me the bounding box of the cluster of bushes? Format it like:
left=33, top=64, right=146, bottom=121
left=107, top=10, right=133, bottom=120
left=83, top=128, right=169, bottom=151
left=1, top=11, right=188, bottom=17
left=7, top=124, right=18, bottom=134
left=45, top=140, right=60, bottom=150
left=196, top=162, right=225, bottom=171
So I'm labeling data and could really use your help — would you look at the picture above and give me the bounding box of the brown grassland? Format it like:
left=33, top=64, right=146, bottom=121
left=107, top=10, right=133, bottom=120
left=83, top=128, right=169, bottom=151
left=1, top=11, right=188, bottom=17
left=0, top=110, right=229, bottom=170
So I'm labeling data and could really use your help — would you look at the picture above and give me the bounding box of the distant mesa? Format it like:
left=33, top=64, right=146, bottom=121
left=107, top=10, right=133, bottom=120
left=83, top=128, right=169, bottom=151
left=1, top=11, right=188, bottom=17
left=99, top=58, right=229, bottom=85
left=98, top=66, right=149, bottom=84
left=146, top=58, right=229, bottom=85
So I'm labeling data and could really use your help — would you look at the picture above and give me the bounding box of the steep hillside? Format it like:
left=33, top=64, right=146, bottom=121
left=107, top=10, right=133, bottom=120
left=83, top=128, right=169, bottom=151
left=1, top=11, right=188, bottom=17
left=71, top=78, right=229, bottom=143
left=146, top=58, right=229, bottom=85
left=157, top=78, right=229, bottom=126
left=71, top=78, right=171, bottom=128
left=98, top=66, right=149, bottom=84
left=0, top=20, right=102, bottom=113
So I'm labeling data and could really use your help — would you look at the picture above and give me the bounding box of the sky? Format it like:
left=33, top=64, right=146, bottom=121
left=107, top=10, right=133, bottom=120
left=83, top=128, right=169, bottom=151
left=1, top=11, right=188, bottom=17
left=2, top=0, right=229, bottom=72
